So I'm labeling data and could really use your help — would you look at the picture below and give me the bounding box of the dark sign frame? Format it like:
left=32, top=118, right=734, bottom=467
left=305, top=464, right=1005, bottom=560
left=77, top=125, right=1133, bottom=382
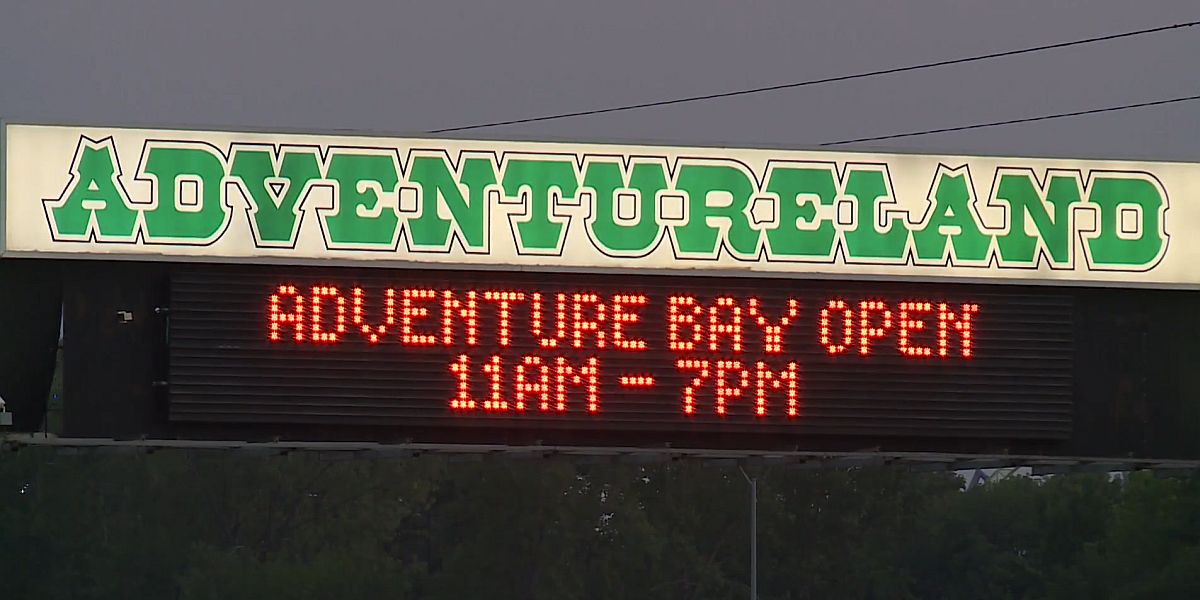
left=0, top=258, right=1189, bottom=461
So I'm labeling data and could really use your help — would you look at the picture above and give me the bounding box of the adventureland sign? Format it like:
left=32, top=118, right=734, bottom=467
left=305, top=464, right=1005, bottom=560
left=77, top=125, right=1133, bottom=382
left=2, top=123, right=1196, bottom=287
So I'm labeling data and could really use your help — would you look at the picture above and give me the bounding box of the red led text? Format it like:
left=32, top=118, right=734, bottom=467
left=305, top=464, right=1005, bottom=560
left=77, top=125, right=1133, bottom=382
left=267, top=283, right=981, bottom=419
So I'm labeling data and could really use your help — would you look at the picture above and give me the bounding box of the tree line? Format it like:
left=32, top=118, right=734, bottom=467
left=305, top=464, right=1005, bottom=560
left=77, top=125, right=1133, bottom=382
left=2, top=449, right=1199, bottom=599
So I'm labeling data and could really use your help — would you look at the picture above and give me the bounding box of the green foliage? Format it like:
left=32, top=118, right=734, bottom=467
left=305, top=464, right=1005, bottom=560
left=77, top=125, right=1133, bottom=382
left=2, top=450, right=1200, bottom=600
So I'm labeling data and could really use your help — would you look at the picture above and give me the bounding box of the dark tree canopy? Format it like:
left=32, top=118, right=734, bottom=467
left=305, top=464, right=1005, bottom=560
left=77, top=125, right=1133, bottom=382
left=2, top=449, right=1199, bottom=599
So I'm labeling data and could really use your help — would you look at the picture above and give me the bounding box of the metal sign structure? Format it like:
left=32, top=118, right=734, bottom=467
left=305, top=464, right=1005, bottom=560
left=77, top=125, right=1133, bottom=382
left=1, top=123, right=1198, bottom=464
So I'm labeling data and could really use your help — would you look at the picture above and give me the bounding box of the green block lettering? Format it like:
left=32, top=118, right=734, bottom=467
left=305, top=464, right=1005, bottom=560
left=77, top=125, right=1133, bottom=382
left=912, top=168, right=992, bottom=263
left=763, top=165, right=837, bottom=258
left=407, top=153, right=496, bottom=251
left=671, top=163, right=760, bottom=258
left=46, top=139, right=139, bottom=240
left=1084, top=175, right=1167, bottom=267
left=229, top=147, right=322, bottom=247
left=321, top=151, right=401, bottom=248
left=139, top=144, right=230, bottom=243
left=841, top=167, right=908, bottom=261
left=993, top=171, right=1079, bottom=267
left=583, top=160, right=667, bottom=255
left=502, top=158, right=577, bottom=253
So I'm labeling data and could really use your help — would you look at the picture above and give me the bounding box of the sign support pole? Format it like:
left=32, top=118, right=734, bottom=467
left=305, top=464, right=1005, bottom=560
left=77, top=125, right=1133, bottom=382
left=740, top=467, right=758, bottom=600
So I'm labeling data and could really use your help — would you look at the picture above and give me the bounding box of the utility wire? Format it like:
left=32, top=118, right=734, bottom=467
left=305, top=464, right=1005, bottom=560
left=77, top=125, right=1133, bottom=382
left=429, top=20, right=1200, bottom=133
left=819, top=94, right=1200, bottom=145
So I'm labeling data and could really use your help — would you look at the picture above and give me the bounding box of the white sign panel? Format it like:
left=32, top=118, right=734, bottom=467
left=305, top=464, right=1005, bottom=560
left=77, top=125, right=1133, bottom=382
left=3, top=123, right=1196, bottom=287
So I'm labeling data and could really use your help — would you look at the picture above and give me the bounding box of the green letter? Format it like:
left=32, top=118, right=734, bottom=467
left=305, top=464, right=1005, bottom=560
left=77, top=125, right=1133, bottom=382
left=407, top=152, right=496, bottom=251
left=1084, top=174, right=1167, bottom=268
left=912, top=167, right=992, bottom=263
left=321, top=150, right=401, bottom=248
left=841, top=166, right=908, bottom=261
left=45, top=138, right=139, bottom=241
left=502, top=157, right=577, bottom=253
left=670, top=162, right=760, bottom=258
left=139, top=143, right=230, bottom=243
left=763, top=164, right=837, bottom=259
left=583, top=159, right=667, bottom=255
left=229, top=146, right=322, bottom=247
left=992, top=170, right=1079, bottom=267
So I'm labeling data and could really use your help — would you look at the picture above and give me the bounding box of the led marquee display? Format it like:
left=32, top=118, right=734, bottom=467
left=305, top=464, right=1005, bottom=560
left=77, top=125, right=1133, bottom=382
left=168, top=267, right=1073, bottom=442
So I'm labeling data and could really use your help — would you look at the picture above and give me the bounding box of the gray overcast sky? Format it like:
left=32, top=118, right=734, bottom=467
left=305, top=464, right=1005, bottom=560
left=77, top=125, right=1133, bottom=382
left=2, top=0, right=1199, bottom=160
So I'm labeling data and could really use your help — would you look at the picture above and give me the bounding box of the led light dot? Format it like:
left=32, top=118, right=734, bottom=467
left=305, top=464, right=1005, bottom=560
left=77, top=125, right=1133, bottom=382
left=481, top=355, right=507, bottom=411
left=531, top=292, right=569, bottom=348
left=714, top=359, right=748, bottom=416
left=268, top=285, right=305, bottom=343
left=398, top=288, right=439, bottom=346
left=938, top=302, right=979, bottom=359
left=514, top=355, right=548, bottom=411
left=898, top=301, right=934, bottom=358
left=618, top=374, right=656, bottom=387
left=749, top=297, right=799, bottom=354
left=676, top=358, right=709, bottom=416
left=440, top=290, right=478, bottom=347
left=570, top=292, right=606, bottom=349
left=351, top=287, right=396, bottom=344
left=308, top=285, right=346, bottom=344
left=483, top=290, right=526, bottom=347
left=553, top=356, right=600, bottom=413
left=818, top=299, right=853, bottom=355
left=612, top=294, right=648, bottom=351
left=755, top=361, right=799, bottom=418
left=708, top=296, right=744, bottom=353
left=858, top=300, right=893, bottom=356
left=668, top=296, right=702, bottom=352
left=449, top=354, right=473, bottom=410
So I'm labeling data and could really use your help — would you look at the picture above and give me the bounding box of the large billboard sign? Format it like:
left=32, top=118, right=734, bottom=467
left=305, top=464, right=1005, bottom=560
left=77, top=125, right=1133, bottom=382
left=4, top=123, right=1200, bottom=463
left=3, top=123, right=1197, bottom=287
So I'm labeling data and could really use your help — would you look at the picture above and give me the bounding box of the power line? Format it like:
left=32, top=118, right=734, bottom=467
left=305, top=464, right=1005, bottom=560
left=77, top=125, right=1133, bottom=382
left=429, top=20, right=1200, bottom=133
left=819, top=94, right=1200, bottom=146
